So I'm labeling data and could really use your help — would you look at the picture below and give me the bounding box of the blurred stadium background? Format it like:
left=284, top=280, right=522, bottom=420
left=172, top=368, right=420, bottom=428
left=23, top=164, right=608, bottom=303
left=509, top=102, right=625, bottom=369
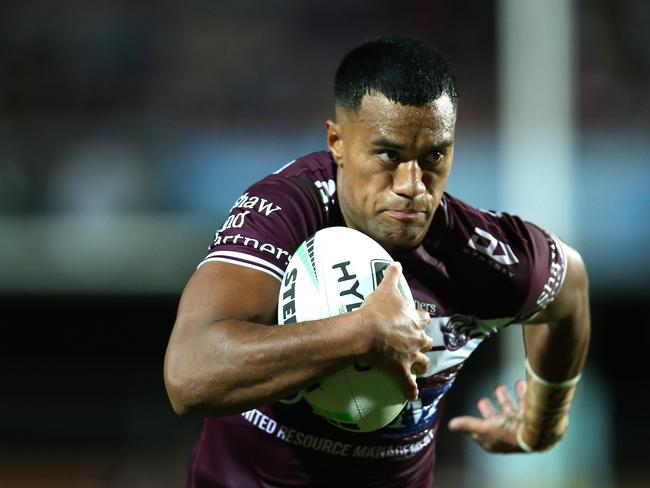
left=1, top=0, right=648, bottom=486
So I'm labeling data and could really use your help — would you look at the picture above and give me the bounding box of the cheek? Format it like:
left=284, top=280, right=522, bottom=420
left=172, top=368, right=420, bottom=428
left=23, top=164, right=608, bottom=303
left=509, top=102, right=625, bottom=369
left=422, top=173, right=434, bottom=189
left=423, top=169, right=450, bottom=193
left=346, top=161, right=388, bottom=209
left=348, top=178, right=377, bottom=214
left=421, top=174, right=439, bottom=197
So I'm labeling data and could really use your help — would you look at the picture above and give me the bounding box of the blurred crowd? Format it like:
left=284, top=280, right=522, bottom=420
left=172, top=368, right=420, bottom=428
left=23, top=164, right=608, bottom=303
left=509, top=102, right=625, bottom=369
left=0, top=0, right=648, bottom=290
left=0, top=0, right=496, bottom=215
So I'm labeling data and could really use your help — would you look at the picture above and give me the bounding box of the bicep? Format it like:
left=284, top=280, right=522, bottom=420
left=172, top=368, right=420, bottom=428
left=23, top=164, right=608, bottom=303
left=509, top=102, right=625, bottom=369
left=522, top=242, right=590, bottom=380
left=176, top=261, right=281, bottom=331
left=165, top=261, right=283, bottom=413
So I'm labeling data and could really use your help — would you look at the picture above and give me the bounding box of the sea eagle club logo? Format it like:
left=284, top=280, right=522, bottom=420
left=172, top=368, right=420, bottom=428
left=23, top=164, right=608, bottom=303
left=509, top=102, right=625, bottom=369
left=441, top=316, right=472, bottom=351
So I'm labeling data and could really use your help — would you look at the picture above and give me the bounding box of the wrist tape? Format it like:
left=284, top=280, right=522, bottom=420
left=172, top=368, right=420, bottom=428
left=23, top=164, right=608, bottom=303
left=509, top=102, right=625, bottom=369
left=516, top=358, right=581, bottom=452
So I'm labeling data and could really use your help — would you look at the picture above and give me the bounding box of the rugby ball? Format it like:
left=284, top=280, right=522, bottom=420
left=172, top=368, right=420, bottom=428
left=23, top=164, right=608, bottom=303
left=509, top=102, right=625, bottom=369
left=277, top=226, right=415, bottom=432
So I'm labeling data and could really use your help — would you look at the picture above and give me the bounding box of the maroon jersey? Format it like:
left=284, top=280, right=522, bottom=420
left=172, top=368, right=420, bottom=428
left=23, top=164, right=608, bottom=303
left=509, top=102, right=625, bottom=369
left=190, top=151, right=566, bottom=487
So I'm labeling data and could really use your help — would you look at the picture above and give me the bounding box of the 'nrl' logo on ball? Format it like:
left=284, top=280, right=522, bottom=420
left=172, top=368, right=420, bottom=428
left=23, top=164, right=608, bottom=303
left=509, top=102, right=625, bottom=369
left=441, top=315, right=473, bottom=351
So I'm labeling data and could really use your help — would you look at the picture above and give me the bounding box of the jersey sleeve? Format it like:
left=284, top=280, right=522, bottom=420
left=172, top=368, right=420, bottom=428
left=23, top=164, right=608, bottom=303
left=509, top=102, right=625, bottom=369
left=516, top=222, right=568, bottom=321
left=199, top=174, right=326, bottom=281
left=435, top=198, right=568, bottom=321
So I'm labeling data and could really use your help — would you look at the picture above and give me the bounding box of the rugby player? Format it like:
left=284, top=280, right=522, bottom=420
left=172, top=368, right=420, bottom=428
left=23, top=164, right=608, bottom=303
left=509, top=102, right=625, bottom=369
left=164, top=36, right=590, bottom=487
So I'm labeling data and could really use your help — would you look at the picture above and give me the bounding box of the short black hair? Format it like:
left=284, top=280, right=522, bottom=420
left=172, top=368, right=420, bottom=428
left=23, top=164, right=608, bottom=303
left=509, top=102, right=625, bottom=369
left=334, top=36, right=458, bottom=112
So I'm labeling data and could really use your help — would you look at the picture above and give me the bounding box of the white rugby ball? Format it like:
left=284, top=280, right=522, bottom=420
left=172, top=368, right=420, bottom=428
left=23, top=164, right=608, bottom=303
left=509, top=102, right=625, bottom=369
left=277, top=226, right=415, bottom=432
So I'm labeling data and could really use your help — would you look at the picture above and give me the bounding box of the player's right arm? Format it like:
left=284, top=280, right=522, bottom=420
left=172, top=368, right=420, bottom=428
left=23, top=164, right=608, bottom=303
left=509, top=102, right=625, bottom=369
left=164, top=260, right=431, bottom=417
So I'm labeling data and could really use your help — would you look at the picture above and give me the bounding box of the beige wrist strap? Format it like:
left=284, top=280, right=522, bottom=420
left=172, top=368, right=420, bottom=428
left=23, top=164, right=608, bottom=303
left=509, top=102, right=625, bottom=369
left=525, top=358, right=581, bottom=388
left=517, top=358, right=581, bottom=452
left=516, top=427, right=534, bottom=453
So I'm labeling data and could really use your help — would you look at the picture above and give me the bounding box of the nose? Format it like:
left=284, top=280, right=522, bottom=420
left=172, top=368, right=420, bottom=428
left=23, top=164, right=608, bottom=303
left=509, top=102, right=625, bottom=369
left=392, top=160, right=425, bottom=199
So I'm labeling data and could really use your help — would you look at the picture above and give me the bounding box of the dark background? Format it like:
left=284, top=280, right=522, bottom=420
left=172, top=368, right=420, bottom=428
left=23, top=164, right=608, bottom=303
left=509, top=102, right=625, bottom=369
left=2, top=294, right=649, bottom=486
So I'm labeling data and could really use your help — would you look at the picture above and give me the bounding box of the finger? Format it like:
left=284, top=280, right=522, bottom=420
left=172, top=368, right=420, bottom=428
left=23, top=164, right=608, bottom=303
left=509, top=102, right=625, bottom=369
left=419, top=332, right=433, bottom=353
left=448, top=415, right=484, bottom=434
left=412, top=352, right=430, bottom=375
left=477, top=397, right=496, bottom=418
left=416, top=309, right=430, bottom=325
left=495, top=384, right=516, bottom=413
left=401, top=364, right=419, bottom=400
left=380, top=262, right=402, bottom=288
left=515, top=379, right=527, bottom=411
left=407, top=308, right=429, bottom=328
left=408, top=310, right=430, bottom=334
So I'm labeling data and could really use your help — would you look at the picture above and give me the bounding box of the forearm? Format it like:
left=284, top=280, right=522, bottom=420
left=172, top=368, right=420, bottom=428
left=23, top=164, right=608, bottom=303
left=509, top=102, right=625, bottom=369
left=519, top=320, right=588, bottom=452
left=523, top=310, right=589, bottom=382
left=164, top=311, right=367, bottom=416
left=519, top=245, right=591, bottom=450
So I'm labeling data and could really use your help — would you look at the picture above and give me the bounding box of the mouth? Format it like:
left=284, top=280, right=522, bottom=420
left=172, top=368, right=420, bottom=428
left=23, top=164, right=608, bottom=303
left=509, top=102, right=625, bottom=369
left=382, top=209, right=427, bottom=222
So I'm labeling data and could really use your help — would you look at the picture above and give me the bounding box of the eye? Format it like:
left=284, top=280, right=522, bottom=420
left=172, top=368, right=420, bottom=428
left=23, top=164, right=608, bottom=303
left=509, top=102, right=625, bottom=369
left=377, top=150, right=400, bottom=164
left=421, top=151, right=444, bottom=168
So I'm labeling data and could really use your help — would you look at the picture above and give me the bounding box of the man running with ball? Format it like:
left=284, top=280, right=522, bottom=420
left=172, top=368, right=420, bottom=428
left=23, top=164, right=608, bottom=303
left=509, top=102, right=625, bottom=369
left=164, top=36, right=590, bottom=487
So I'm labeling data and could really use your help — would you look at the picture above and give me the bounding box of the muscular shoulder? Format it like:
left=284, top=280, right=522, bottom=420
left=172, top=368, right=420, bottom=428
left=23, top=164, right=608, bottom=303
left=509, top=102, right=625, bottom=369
left=423, top=194, right=565, bottom=320
left=263, top=150, right=338, bottom=222
left=201, top=151, right=341, bottom=281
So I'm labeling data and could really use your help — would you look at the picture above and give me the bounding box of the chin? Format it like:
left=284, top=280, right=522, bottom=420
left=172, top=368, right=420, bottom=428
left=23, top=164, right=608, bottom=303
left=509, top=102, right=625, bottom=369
left=356, top=217, right=427, bottom=252
left=377, top=229, right=425, bottom=253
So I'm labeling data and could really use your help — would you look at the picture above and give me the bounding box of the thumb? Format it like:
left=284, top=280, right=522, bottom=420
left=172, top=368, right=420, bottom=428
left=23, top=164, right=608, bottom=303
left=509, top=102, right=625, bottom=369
left=379, top=262, right=402, bottom=289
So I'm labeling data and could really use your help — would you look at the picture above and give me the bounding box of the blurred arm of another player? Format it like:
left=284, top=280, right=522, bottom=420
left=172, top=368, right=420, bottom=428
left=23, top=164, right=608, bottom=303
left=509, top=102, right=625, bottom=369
left=448, top=242, right=590, bottom=453
left=163, top=261, right=431, bottom=417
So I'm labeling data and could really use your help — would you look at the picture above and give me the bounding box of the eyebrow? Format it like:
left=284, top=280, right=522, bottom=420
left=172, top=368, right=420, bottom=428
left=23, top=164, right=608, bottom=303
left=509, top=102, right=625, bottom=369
left=370, top=137, right=407, bottom=150
left=370, top=137, right=453, bottom=153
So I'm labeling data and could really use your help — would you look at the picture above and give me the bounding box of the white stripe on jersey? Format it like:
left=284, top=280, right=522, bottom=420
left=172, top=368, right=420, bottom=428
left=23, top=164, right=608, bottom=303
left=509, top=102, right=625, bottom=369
left=273, top=159, right=296, bottom=174
left=204, top=250, right=285, bottom=277
left=550, top=232, right=569, bottom=291
left=199, top=257, right=283, bottom=282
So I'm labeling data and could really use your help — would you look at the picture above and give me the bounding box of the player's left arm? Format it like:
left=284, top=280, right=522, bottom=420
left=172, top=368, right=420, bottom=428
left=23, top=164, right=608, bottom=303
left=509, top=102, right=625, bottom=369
left=448, top=242, right=590, bottom=453
left=516, top=241, right=590, bottom=451
left=523, top=241, right=589, bottom=380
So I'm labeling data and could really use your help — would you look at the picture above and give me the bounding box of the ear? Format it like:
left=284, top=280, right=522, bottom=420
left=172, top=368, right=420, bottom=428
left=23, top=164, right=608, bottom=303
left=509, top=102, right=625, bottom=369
left=325, top=119, right=344, bottom=166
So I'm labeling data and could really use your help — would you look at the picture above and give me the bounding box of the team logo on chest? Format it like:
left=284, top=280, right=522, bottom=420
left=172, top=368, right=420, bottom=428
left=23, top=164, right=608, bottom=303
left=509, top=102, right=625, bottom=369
left=421, top=315, right=513, bottom=378
left=441, top=315, right=472, bottom=351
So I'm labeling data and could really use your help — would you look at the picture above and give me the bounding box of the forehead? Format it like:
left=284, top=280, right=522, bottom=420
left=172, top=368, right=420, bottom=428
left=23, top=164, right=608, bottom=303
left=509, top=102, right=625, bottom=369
left=347, top=92, right=456, bottom=142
